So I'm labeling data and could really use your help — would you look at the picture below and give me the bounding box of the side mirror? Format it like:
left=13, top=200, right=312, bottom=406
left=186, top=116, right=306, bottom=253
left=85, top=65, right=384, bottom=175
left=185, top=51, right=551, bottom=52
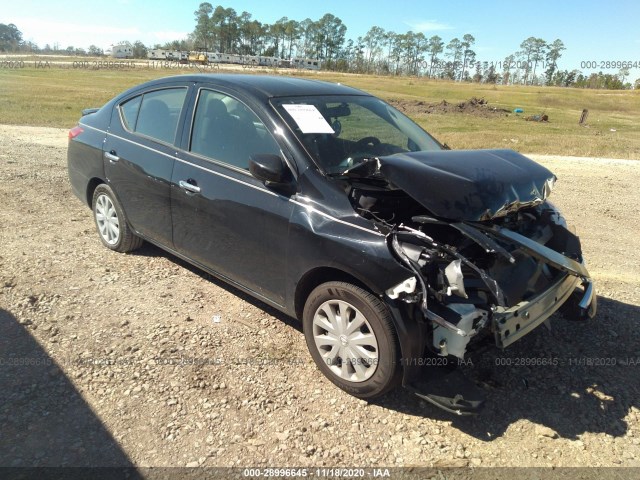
left=249, top=154, right=296, bottom=195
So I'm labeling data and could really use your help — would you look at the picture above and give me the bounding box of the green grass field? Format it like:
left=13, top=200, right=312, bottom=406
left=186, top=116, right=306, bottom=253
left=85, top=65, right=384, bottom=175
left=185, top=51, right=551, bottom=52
left=1, top=61, right=638, bottom=158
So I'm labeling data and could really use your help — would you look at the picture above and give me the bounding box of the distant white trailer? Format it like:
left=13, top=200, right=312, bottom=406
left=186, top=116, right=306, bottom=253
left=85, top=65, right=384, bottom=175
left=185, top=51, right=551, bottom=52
left=239, top=55, right=278, bottom=67
left=260, top=56, right=279, bottom=67
left=243, top=55, right=260, bottom=66
left=166, top=51, right=188, bottom=62
left=111, top=44, right=133, bottom=59
left=292, top=57, right=321, bottom=70
left=218, top=53, right=242, bottom=64
left=148, top=49, right=167, bottom=60
left=207, top=52, right=221, bottom=63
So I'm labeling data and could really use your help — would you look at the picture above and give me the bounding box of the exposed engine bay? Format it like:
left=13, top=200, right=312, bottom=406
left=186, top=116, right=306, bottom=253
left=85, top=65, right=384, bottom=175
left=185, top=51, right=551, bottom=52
left=340, top=149, right=597, bottom=364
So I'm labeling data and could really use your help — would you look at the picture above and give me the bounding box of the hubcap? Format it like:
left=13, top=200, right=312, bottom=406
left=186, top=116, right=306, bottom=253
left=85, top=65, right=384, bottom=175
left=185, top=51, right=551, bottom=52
left=95, top=194, right=120, bottom=245
left=312, top=300, right=379, bottom=383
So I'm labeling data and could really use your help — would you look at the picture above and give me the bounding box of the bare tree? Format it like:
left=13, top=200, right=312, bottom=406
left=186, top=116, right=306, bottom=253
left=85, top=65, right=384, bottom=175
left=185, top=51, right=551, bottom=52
left=530, top=38, right=547, bottom=83
left=518, top=37, right=536, bottom=85
left=459, top=34, right=476, bottom=81
left=363, top=26, right=385, bottom=73
left=426, top=35, right=444, bottom=78
left=544, top=39, right=565, bottom=84
left=445, top=37, right=463, bottom=80
left=193, top=3, right=214, bottom=51
left=503, top=54, right=515, bottom=85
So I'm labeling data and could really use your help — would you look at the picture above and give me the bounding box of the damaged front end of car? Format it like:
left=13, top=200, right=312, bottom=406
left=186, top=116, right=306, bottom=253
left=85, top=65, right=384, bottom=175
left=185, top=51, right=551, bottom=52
left=342, top=149, right=597, bottom=414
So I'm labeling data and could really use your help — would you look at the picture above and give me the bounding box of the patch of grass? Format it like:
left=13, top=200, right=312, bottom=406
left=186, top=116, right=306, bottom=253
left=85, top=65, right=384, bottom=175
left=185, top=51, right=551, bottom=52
left=0, top=66, right=169, bottom=127
left=314, top=74, right=640, bottom=159
left=0, top=63, right=638, bottom=158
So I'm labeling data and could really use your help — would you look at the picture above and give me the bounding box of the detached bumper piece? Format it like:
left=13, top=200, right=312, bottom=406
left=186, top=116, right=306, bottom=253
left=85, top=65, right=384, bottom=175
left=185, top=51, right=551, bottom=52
left=406, top=366, right=486, bottom=415
left=489, top=225, right=597, bottom=347
left=560, top=279, right=597, bottom=321
left=390, top=212, right=597, bottom=416
left=494, top=275, right=596, bottom=348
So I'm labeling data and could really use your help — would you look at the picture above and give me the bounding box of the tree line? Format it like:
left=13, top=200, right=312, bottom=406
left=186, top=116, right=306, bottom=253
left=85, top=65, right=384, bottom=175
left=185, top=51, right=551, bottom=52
left=187, top=4, right=636, bottom=89
left=191, top=4, right=347, bottom=64
left=1, top=12, right=637, bottom=90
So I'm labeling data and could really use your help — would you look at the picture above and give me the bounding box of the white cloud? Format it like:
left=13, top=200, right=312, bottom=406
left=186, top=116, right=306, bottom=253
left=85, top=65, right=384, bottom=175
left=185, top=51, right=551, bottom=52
left=151, top=30, right=189, bottom=43
left=13, top=17, right=141, bottom=49
left=14, top=18, right=140, bottom=37
left=11, top=17, right=187, bottom=50
left=404, top=20, right=453, bottom=33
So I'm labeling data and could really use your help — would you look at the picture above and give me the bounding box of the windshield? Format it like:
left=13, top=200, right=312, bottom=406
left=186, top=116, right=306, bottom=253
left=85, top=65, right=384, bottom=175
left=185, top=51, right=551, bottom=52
left=272, top=95, right=442, bottom=175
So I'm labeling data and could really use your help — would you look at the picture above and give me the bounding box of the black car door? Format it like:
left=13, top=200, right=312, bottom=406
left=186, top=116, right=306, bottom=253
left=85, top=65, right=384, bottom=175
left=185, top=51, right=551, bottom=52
left=171, top=86, right=294, bottom=306
left=104, top=85, right=190, bottom=247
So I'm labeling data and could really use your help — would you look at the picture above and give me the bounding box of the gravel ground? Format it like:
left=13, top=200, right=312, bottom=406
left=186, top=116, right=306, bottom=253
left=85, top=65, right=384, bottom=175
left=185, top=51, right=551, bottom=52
left=1, top=124, right=639, bottom=470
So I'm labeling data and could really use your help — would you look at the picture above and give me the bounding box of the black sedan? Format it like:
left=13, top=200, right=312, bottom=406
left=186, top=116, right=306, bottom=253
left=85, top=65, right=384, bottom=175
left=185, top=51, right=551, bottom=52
left=67, top=74, right=596, bottom=414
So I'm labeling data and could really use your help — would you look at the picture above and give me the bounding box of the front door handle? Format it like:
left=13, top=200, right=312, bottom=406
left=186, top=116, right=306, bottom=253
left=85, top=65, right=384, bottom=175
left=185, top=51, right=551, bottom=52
left=104, top=151, right=120, bottom=162
left=179, top=180, right=201, bottom=194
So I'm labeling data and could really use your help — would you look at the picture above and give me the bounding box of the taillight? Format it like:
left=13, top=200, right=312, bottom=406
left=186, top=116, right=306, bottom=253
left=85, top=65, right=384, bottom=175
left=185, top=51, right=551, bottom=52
left=68, top=126, right=84, bottom=140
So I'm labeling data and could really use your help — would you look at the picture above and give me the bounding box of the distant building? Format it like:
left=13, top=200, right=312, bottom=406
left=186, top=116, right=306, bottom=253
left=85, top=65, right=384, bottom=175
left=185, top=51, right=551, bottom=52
left=142, top=48, right=320, bottom=70
left=111, top=44, right=133, bottom=59
left=147, top=49, right=168, bottom=60
left=292, top=57, right=321, bottom=70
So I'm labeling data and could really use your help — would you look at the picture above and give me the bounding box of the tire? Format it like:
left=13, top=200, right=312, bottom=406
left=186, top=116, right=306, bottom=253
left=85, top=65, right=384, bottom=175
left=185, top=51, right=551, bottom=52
left=303, top=281, right=401, bottom=399
left=91, top=184, right=144, bottom=253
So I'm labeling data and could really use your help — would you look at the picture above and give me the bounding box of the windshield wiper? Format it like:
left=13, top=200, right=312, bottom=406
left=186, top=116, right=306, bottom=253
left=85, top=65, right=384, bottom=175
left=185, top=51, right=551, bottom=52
left=327, top=157, right=380, bottom=179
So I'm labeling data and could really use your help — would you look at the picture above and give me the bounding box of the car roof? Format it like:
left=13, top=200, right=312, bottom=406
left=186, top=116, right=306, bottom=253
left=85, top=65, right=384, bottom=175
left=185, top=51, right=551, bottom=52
left=137, top=74, right=369, bottom=100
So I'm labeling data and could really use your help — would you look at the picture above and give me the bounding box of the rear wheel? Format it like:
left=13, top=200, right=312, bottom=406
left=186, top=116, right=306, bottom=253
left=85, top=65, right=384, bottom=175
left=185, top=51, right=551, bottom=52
left=92, top=184, right=143, bottom=253
left=303, top=281, right=401, bottom=399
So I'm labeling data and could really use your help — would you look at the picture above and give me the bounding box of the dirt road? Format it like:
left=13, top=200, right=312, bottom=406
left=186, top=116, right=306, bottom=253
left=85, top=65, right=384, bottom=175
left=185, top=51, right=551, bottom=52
left=1, top=124, right=639, bottom=469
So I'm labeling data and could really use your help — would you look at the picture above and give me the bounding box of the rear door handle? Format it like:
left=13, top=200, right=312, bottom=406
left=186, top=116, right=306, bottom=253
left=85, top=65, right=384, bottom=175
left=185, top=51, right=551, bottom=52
left=179, top=180, right=201, bottom=194
left=104, top=151, right=120, bottom=162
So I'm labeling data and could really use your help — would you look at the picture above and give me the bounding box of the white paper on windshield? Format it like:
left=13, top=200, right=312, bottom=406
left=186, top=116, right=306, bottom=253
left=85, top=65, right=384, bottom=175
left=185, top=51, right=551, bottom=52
left=282, top=104, right=334, bottom=134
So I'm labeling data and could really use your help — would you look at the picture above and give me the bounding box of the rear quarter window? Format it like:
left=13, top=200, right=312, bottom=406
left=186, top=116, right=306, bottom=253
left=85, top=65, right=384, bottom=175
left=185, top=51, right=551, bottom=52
left=119, top=87, right=188, bottom=144
left=120, top=95, right=141, bottom=130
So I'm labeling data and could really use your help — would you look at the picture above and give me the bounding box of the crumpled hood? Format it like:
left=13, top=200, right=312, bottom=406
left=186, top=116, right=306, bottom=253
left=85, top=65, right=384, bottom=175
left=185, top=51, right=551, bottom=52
left=378, top=149, right=556, bottom=221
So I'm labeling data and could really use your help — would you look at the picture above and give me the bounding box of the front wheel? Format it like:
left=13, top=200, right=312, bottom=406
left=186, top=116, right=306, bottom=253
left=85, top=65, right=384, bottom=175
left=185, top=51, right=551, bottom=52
left=303, top=281, right=401, bottom=399
left=92, top=184, right=143, bottom=253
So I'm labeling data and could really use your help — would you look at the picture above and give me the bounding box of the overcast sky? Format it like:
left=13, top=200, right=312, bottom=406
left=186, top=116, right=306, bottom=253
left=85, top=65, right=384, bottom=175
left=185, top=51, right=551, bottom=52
left=6, top=0, right=640, bottom=78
